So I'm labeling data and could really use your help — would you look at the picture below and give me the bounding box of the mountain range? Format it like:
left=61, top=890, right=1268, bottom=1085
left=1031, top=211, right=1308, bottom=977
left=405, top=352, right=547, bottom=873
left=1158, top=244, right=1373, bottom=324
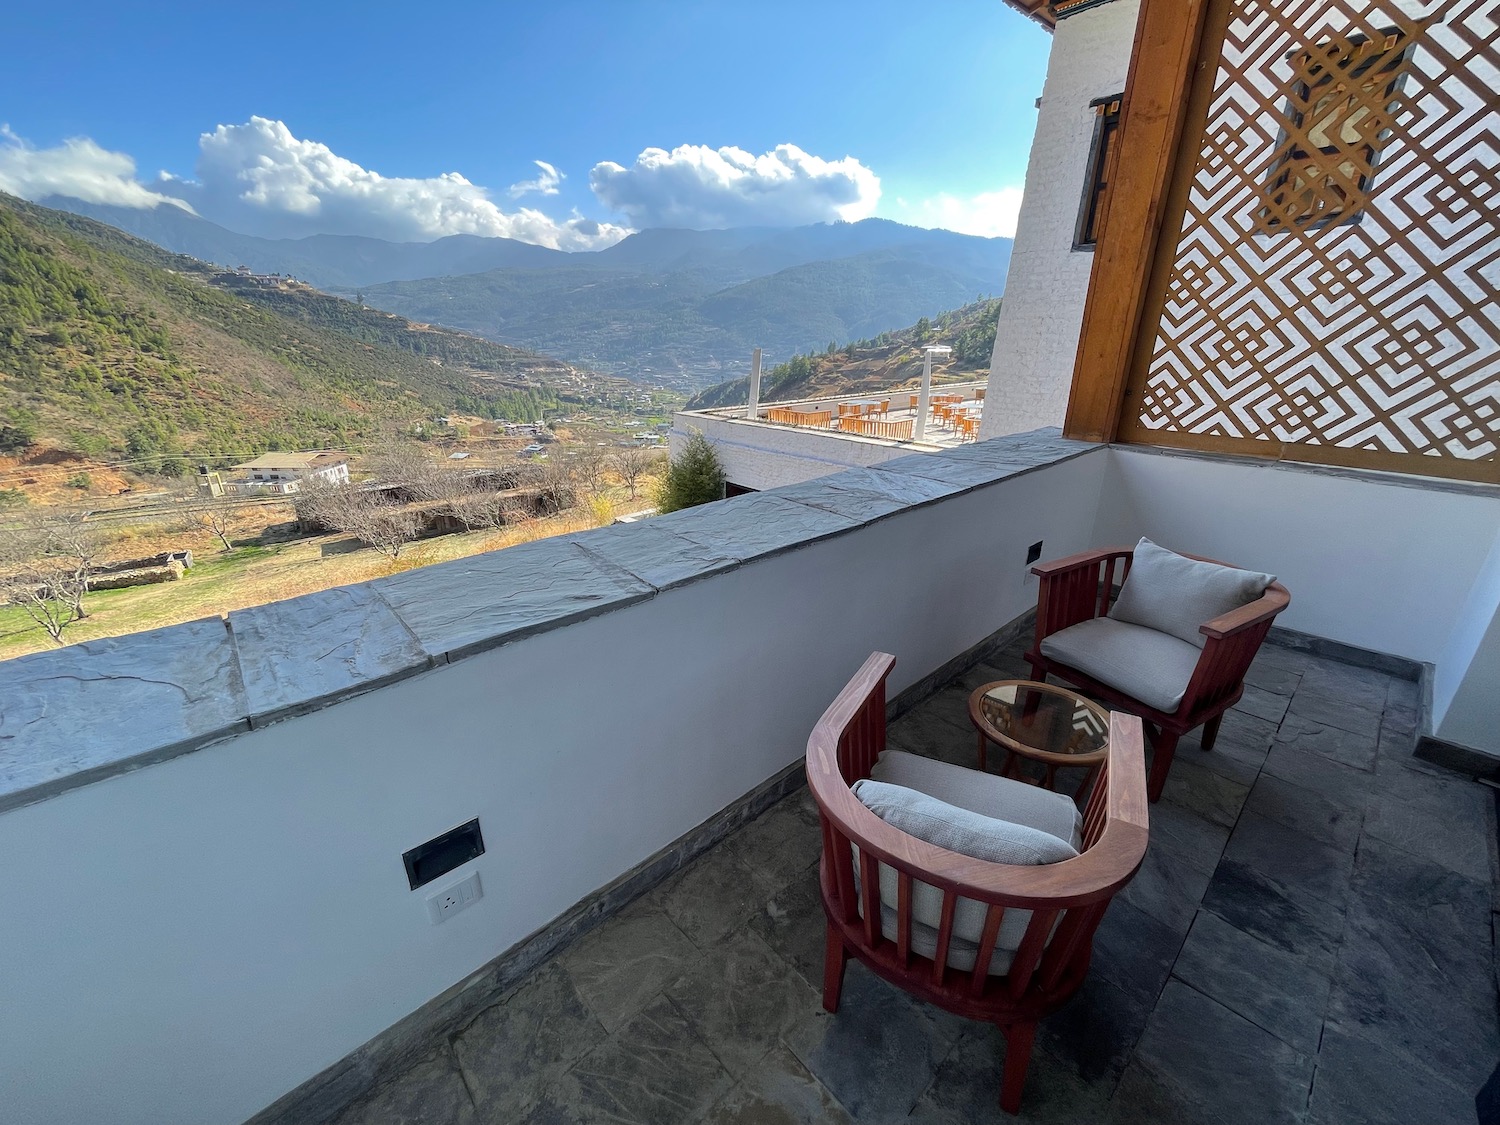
left=0, top=195, right=614, bottom=474
left=44, top=197, right=1012, bottom=390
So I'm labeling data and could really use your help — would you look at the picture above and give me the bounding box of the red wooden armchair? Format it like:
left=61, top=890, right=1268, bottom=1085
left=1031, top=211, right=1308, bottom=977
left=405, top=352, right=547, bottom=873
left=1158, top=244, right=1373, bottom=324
left=808, top=653, right=1148, bottom=1114
left=1024, top=544, right=1290, bottom=803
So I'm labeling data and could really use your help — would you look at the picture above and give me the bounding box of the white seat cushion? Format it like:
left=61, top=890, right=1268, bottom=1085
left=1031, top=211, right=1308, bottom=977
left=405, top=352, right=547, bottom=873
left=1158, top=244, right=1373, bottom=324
left=851, top=753, right=1084, bottom=975
left=871, top=749, right=1083, bottom=847
left=1110, top=537, right=1275, bottom=649
left=1041, top=617, right=1201, bottom=714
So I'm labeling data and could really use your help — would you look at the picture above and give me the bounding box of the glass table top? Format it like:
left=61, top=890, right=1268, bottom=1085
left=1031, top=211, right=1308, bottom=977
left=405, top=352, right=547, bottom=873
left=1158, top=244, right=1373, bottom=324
left=971, top=681, right=1109, bottom=760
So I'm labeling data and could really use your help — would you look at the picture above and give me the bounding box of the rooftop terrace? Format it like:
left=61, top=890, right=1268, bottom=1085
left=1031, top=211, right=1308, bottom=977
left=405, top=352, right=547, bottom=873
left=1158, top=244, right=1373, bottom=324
left=324, top=634, right=1496, bottom=1125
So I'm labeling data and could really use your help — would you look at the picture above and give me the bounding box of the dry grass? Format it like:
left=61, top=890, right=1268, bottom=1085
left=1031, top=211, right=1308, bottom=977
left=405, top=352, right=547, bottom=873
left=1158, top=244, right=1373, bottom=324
left=0, top=482, right=658, bottom=661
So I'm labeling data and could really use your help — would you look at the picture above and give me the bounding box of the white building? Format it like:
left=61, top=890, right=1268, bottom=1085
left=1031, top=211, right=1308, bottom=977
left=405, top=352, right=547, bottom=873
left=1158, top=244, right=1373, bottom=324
left=225, top=451, right=351, bottom=495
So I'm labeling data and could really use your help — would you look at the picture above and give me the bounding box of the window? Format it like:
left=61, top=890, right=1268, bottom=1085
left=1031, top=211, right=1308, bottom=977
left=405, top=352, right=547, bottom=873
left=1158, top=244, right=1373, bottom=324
left=1262, top=29, right=1411, bottom=230
left=1074, top=94, right=1123, bottom=251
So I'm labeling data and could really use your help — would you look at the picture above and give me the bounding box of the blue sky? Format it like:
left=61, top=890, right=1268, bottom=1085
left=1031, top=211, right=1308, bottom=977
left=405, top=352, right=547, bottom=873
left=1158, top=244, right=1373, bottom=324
left=0, top=0, right=1051, bottom=247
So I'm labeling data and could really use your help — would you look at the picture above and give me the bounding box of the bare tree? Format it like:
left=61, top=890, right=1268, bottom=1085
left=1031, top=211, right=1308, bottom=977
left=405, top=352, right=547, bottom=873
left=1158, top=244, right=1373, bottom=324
left=366, top=439, right=446, bottom=501
left=446, top=490, right=507, bottom=533
left=348, top=502, right=421, bottom=559
left=0, top=513, right=102, bottom=643
left=198, top=495, right=238, bottom=551
left=614, top=447, right=665, bottom=500
left=532, top=458, right=578, bottom=515
left=569, top=444, right=611, bottom=496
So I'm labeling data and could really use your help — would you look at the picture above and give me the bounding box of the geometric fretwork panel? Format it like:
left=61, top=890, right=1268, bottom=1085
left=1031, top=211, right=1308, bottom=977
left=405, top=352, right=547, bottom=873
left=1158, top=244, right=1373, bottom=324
left=1124, top=0, right=1499, bottom=479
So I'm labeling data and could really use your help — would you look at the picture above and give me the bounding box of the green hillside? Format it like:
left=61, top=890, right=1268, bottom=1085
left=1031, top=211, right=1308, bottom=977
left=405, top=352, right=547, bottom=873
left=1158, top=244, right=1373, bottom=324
left=0, top=195, right=585, bottom=472
left=685, top=298, right=1000, bottom=410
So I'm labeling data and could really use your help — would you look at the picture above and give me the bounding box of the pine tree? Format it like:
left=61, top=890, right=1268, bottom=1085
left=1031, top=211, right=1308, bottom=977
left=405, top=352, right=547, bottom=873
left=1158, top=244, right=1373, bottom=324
left=656, top=431, right=725, bottom=513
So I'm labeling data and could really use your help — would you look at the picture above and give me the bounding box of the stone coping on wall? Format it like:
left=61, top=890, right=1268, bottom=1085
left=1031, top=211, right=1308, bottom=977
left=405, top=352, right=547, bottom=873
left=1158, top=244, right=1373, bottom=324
left=0, top=428, right=1099, bottom=815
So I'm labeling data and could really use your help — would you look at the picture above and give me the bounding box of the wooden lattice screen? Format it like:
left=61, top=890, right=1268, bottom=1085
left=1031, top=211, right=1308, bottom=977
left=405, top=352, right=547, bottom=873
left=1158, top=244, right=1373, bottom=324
left=1119, top=0, right=1499, bottom=482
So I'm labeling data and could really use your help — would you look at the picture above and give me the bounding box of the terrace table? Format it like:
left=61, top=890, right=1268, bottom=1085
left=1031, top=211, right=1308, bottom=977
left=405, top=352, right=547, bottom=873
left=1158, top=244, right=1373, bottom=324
left=968, top=679, right=1109, bottom=796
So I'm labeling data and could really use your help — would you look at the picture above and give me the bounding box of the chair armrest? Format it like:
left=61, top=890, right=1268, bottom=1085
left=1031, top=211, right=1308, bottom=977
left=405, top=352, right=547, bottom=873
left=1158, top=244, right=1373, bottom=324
left=1029, top=545, right=1134, bottom=580
left=1199, top=583, right=1291, bottom=641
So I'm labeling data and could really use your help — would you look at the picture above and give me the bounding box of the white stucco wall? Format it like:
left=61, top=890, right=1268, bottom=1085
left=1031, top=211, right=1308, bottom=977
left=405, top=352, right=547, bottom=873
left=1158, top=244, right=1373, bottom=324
left=0, top=453, right=1109, bottom=1125
left=670, top=415, right=930, bottom=491
left=1093, top=447, right=1500, bottom=669
left=1433, top=524, right=1500, bottom=748
left=980, top=0, right=1141, bottom=440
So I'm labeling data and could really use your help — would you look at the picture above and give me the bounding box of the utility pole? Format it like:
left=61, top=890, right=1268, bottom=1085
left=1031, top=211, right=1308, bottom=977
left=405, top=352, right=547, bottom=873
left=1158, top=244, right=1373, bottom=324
left=915, top=345, right=952, bottom=443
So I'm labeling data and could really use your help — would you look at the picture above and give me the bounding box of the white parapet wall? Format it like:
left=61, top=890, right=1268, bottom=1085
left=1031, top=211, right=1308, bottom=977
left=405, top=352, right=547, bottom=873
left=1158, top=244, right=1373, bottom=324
left=980, top=0, right=1141, bottom=440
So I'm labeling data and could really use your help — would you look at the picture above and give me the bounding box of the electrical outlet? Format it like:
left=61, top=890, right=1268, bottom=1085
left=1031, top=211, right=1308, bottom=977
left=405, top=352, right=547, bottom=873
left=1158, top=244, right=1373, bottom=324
left=426, top=871, right=482, bottom=924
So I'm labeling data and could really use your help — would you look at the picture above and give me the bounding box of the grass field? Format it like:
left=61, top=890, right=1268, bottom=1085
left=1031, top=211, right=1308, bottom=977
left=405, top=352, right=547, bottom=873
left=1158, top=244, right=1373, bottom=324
left=0, top=490, right=647, bottom=662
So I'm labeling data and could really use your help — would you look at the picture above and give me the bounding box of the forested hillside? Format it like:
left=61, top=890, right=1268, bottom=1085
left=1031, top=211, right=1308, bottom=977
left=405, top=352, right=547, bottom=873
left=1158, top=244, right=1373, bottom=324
left=685, top=298, right=1000, bottom=410
left=0, top=195, right=584, bottom=472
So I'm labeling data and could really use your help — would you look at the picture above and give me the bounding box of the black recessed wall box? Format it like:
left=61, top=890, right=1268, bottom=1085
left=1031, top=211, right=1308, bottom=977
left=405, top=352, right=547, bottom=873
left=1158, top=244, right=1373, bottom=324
left=403, top=819, right=485, bottom=890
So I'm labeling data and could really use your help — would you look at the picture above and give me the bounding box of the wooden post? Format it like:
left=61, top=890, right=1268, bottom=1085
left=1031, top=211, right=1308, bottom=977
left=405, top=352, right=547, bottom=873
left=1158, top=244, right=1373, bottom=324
left=1062, top=0, right=1213, bottom=443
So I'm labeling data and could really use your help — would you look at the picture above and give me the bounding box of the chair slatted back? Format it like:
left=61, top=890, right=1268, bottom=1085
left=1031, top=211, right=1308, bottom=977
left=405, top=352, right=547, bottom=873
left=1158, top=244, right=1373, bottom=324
left=808, top=653, right=1149, bottom=1009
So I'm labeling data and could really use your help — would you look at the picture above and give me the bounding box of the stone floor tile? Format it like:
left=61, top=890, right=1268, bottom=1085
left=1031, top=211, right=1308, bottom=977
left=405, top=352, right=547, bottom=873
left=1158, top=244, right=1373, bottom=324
left=665, top=929, right=820, bottom=1081
left=1203, top=813, right=1355, bottom=968
left=1146, top=798, right=1231, bottom=877
left=721, top=797, right=824, bottom=899
left=1329, top=837, right=1498, bottom=1090
left=1296, top=662, right=1391, bottom=711
left=329, top=1048, right=476, bottom=1125
left=1262, top=739, right=1375, bottom=801
left=1245, top=773, right=1363, bottom=854
left=551, top=995, right=733, bottom=1125
left=1274, top=713, right=1378, bottom=772
left=886, top=706, right=973, bottom=767
left=748, top=861, right=826, bottom=993
left=649, top=838, right=774, bottom=950
left=954, top=659, right=1032, bottom=694
left=1364, top=765, right=1493, bottom=882
left=1118, top=833, right=1216, bottom=934
left=784, top=961, right=965, bottom=1120
left=1090, top=897, right=1184, bottom=1010
left=1037, top=974, right=1152, bottom=1086
left=1308, top=1021, right=1477, bottom=1125
left=1104, top=1062, right=1203, bottom=1125
left=1171, top=911, right=1330, bottom=1054
left=1252, top=644, right=1316, bottom=674
left=908, top=1024, right=1115, bottom=1125
left=1132, top=981, right=1313, bottom=1125
left=1182, top=710, right=1276, bottom=786
left=557, top=899, right=701, bottom=1033
left=1383, top=675, right=1419, bottom=711
left=1234, top=684, right=1292, bottom=724
left=924, top=685, right=983, bottom=735
left=700, top=1045, right=855, bottom=1125
left=1242, top=657, right=1303, bottom=697
left=452, top=962, right=607, bottom=1122
left=1160, top=757, right=1250, bottom=830
left=1285, top=690, right=1382, bottom=740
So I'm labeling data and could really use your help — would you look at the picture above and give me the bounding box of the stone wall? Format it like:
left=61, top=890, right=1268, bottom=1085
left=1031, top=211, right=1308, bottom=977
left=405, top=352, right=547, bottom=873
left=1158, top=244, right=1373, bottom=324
left=980, top=0, right=1141, bottom=439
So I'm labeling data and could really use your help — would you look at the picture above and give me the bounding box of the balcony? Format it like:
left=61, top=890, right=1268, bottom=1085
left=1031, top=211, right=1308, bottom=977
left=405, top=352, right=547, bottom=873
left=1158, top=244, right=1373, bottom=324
left=673, top=381, right=989, bottom=492
left=1, top=430, right=1496, bottom=1125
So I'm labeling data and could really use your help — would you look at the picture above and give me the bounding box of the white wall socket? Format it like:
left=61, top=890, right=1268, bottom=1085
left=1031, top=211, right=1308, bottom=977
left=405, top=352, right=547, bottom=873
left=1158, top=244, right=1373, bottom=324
left=425, top=871, right=482, bottom=924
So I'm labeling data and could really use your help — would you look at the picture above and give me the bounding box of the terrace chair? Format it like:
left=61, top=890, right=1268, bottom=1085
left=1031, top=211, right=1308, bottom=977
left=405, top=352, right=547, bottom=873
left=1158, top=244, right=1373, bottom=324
left=910, top=394, right=920, bottom=411
left=808, top=652, right=1148, bottom=1114
left=1024, top=539, right=1290, bottom=802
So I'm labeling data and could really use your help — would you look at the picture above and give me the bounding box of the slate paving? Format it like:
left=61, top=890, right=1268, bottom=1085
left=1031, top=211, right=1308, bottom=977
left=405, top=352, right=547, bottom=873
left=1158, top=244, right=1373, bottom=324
left=330, top=641, right=1497, bottom=1125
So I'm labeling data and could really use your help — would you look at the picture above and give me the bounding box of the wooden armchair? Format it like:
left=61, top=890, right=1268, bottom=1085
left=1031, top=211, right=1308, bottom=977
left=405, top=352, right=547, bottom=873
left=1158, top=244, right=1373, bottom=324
left=808, top=653, right=1148, bottom=1114
left=1024, top=545, right=1290, bottom=802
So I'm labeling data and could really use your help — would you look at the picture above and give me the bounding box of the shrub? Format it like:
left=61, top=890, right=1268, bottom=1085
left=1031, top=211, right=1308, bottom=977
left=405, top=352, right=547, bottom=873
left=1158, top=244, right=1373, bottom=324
left=655, top=432, right=725, bottom=513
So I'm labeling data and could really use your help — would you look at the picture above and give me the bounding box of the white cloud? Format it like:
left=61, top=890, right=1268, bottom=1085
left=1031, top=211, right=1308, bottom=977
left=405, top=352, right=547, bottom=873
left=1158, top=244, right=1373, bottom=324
left=0, top=125, right=192, bottom=211
left=895, top=188, right=1025, bottom=239
left=155, top=118, right=626, bottom=249
left=509, top=159, right=562, bottom=198
left=589, top=143, right=880, bottom=229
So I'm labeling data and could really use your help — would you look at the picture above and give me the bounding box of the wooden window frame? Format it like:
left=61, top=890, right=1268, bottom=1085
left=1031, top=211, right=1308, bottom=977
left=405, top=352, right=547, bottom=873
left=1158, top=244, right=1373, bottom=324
left=1074, top=94, right=1125, bottom=251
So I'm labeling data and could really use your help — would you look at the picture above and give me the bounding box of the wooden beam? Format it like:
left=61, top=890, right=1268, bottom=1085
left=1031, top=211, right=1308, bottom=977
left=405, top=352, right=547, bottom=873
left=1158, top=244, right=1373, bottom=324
left=1063, top=0, right=1214, bottom=442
